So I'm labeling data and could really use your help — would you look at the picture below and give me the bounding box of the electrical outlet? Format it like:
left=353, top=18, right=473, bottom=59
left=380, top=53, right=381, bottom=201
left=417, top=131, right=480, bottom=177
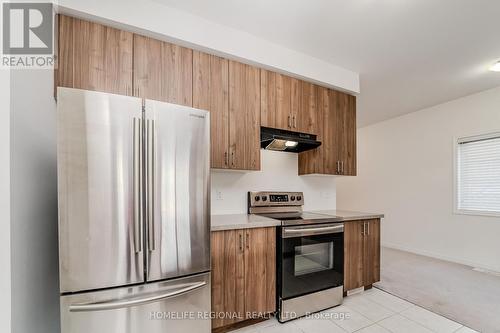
left=215, top=190, right=223, bottom=201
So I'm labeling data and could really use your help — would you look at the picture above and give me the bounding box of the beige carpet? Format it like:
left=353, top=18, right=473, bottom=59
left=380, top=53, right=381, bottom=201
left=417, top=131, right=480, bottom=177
left=375, top=247, right=500, bottom=333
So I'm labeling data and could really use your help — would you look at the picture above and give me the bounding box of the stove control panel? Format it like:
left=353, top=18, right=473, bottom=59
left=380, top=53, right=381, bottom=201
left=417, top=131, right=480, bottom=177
left=248, top=191, right=304, bottom=208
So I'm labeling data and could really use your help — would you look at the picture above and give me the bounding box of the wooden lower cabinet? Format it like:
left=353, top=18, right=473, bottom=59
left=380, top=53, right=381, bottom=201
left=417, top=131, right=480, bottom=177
left=211, top=227, right=276, bottom=329
left=344, top=219, right=380, bottom=292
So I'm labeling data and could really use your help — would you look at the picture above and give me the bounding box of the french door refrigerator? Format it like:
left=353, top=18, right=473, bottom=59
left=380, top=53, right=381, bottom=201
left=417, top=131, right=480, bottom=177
left=57, top=88, right=211, bottom=333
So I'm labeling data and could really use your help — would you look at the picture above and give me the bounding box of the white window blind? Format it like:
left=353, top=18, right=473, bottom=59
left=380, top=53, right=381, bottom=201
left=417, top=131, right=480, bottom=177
left=457, top=133, right=500, bottom=215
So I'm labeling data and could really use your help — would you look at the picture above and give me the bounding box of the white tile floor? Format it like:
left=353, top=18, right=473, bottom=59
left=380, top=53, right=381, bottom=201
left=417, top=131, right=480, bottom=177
left=231, top=288, right=480, bottom=333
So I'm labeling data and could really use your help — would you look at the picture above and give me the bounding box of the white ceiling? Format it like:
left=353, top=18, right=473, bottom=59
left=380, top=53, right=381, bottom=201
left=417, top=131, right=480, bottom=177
left=155, top=0, right=500, bottom=127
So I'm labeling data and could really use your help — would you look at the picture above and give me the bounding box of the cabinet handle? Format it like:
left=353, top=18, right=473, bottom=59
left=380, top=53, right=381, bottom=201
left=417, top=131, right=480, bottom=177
left=231, top=151, right=235, bottom=167
left=341, top=161, right=344, bottom=174
left=336, top=161, right=340, bottom=174
left=288, top=115, right=291, bottom=128
left=224, top=152, right=228, bottom=166
left=367, top=222, right=370, bottom=236
left=239, top=233, right=243, bottom=252
left=246, top=232, right=249, bottom=249
left=362, top=222, right=366, bottom=236
left=293, top=115, right=297, bottom=128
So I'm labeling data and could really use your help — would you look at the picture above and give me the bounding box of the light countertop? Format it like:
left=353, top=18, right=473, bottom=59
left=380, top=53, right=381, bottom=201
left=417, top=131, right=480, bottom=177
left=211, top=214, right=282, bottom=231
left=211, top=210, right=383, bottom=231
left=312, top=210, right=385, bottom=221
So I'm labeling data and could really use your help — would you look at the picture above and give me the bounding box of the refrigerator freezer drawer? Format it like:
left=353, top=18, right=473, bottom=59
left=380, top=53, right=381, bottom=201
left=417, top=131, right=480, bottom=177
left=60, top=273, right=211, bottom=333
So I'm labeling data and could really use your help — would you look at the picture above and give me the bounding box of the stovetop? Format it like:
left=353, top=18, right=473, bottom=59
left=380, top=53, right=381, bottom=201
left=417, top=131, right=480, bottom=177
left=255, top=211, right=342, bottom=226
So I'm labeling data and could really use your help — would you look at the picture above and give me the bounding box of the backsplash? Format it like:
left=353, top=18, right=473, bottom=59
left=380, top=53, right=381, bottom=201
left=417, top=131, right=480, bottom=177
left=211, top=150, right=337, bottom=214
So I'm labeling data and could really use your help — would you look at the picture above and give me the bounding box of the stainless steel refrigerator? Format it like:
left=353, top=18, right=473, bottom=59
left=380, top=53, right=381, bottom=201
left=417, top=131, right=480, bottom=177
left=57, top=88, right=211, bottom=333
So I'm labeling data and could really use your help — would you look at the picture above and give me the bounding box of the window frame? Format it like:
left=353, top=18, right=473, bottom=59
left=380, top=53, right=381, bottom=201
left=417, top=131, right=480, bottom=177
left=453, top=131, right=500, bottom=217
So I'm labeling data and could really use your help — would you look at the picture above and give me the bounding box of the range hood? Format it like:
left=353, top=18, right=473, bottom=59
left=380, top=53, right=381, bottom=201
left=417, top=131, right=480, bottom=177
left=260, top=127, right=321, bottom=153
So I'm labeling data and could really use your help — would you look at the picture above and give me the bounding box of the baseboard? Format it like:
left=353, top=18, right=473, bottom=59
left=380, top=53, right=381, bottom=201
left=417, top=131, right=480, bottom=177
left=382, top=242, right=500, bottom=273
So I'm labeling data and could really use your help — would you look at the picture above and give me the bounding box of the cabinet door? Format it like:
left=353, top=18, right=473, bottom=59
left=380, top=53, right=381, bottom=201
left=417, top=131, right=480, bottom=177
left=74, top=19, right=133, bottom=95
left=337, top=92, right=357, bottom=175
left=133, top=35, right=162, bottom=100
left=193, top=51, right=230, bottom=169
left=363, top=219, right=380, bottom=286
left=345, top=94, right=357, bottom=175
left=275, top=74, right=292, bottom=131
left=228, top=61, right=261, bottom=170
left=55, top=15, right=73, bottom=92
left=344, top=221, right=365, bottom=291
left=211, top=230, right=245, bottom=329
left=59, top=16, right=133, bottom=96
left=323, top=89, right=340, bottom=174
left=133, top=37, right=193, bottom=104
left=298, top=85, right=326, bottom=174
left=296, top=81, right=318, bottom=134
left=161, top=42, right=193, bottom=106
left=291, top=77, right=300, bottom=131
left=73, top=18, right=105, bottom=92
left=244, top=227, right=276, bottom=317
left=260, top=69, right=277, bottom=128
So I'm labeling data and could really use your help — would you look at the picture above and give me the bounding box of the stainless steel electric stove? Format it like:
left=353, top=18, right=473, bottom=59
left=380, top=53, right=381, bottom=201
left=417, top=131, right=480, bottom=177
left=248, top=191, right=344, bottom=322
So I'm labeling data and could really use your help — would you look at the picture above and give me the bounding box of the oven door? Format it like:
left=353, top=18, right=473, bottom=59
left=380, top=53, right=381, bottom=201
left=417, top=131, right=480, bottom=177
left=279, top=223, right=344, bottom=300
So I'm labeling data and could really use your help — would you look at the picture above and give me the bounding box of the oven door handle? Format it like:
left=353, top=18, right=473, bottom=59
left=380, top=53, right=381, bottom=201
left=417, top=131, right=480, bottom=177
left=282, top=224, right=344, bottom=238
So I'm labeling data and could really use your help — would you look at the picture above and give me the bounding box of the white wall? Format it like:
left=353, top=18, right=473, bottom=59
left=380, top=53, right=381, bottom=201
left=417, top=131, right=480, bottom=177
left=212, top=150, right=336, bottom=215
left=337, top=86, right=500, bottom=272
left=10, top=69, right=60, bottom=333
left=55, top=0, right=359, bottom=93
left=1, top=69, right=11, bottom=333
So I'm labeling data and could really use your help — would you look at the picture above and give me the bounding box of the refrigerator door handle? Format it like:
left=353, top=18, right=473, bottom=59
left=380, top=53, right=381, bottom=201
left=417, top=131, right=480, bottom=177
left=133, top=118, right=143, bottom=253
left=68, top=280, right=207, bottom=312
left=146, top=119, right=156, bottom=251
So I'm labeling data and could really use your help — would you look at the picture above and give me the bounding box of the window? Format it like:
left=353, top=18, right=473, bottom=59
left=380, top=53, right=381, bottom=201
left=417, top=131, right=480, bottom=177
left=456, top=132, right=500, bottom=216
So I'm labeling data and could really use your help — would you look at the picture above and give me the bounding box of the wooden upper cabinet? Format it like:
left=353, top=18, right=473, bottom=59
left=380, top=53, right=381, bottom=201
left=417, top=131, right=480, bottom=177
left=296, top=81, right=318, bottom=134
left=55, top=15, right=133, bottom=96
left=193, top=51, right=230, bottom=169
left=194, top=55, right=259, bottom=171
left=229, top=61, right=261, bottom=171
left=324, top=89, right=340, bottom=174
left=298, top=85, right=327, bottom=174
left=333, top=91, right=356, bottom=175
left=299, top=88, right=357, bottom=176
left=133, top=36, right=193, bottom=105
left=133, top=35, right=161, bottom=100
left=55, top=15, right=74, bottom=91
left=161, top=43, right=193, bottom=106
left=261, top=70, right=318, bottom=134
left=275, top=74, right=293, bottom=131
left=261, top=72, right=294, bottom=131
left=260, top=69, right=277, bottom=128
left=55, top=15, right=355, bottom=175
